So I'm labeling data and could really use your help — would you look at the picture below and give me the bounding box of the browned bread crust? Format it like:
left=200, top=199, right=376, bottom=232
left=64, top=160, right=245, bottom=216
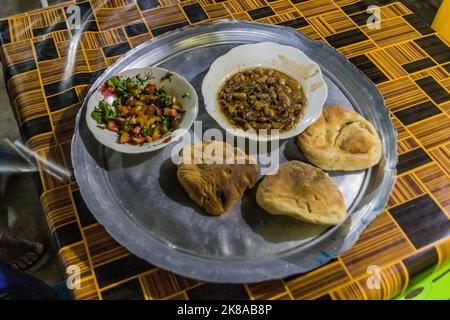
left=177, top=141, right=259, bottom=215
left=296, top=105, right=382, bottom=171
left=256, top=161, right=346, bottom=226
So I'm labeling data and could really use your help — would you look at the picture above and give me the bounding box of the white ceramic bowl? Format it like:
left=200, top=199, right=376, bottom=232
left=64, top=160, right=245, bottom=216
left=201, top=42, right=328, bottom=141
left=86, top=67, right=198, bottom=154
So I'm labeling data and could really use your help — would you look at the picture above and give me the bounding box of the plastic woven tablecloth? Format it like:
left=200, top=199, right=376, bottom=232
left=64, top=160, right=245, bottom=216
left=1, top=0, right=450, bottom=300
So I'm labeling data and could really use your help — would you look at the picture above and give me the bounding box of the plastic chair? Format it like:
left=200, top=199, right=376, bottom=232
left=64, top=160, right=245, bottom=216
left=396, top=261, right=450, bottom=300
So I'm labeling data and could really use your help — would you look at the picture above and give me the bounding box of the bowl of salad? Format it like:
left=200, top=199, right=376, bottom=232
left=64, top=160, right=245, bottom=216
left=85, top=67, right=198, bottom=153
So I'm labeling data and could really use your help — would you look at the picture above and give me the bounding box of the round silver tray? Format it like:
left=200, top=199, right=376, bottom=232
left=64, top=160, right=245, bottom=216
left=71, top=20, right=397, bottom=283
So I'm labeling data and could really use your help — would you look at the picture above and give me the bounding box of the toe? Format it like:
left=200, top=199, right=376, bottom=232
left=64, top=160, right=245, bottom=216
left=23, top=253, right=38, bottom=265
left=0, top=234, right=45, bottom=266
left=25, top=251, right=39, bottom=259
left=33, top=242, right=45, bottom=255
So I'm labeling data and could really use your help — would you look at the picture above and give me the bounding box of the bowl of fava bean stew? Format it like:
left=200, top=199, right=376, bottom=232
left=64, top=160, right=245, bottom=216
left=202, top=42, right=327, bottom=142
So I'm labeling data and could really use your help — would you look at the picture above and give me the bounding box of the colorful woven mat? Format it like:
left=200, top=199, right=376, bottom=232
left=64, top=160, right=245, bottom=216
left=1, top=0, right=450, bottom=300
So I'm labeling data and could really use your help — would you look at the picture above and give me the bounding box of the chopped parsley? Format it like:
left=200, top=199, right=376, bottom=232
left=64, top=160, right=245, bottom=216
left=161, top=116, right=171, bottom=134
left=135, top=72, right=154, bottom=85
left=155, top=87, right=172, bottom=108
left=160, top=72, right=174, bottom=82
left=91, top=100, right=118, bottom=124
left=142, top=126, right=150, bottom=136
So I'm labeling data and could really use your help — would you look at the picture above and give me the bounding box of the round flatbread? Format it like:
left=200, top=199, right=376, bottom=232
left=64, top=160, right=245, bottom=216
left=296, top=105, right=382, bottom=171
left=178, top=141, right=259, bottom=216
left=256, top=161, right=346, bottom=225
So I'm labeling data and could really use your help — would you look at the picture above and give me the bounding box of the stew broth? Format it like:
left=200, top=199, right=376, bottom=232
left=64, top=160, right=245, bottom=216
left=218, top=68, right=307, bottom=132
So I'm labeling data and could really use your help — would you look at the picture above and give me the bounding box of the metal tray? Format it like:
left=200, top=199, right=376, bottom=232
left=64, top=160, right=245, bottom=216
left=71, top=20, right=397, bottom=283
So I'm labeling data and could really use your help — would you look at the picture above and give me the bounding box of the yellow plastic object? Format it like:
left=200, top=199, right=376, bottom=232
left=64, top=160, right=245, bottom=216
left=432, top=0, right=450, bottom=43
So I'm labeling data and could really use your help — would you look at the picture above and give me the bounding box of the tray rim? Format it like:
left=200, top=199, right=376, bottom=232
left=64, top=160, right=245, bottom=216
left=71, top=19, right=398, bottom=283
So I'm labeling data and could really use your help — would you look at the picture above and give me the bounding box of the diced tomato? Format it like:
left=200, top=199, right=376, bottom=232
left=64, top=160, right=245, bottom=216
left=144, top=83, right=156, bottom=94
left=130, top=137, right=145, bottom=144
left=107, top=121, right=119, bottom=132
left=170, top=119, right=179, bottom=129
left=146, top=105, right=157, bottom=115
left=100, top=85, right=116, bottom=99
left=132, top=126, right=141, bottom=134
left=163, top=108, right=177, bottom=116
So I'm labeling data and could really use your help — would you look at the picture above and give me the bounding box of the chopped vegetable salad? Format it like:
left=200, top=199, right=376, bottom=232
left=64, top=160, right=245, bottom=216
left=91, top=72, right=185, bottom=145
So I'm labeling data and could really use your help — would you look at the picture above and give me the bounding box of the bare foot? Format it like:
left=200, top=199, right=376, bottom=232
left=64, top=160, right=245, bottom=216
left=0, top=233, right=45, bottom=270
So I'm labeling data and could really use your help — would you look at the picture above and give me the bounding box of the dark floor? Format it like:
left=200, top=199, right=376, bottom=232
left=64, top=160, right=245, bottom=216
left=0, top=0, right=443, bottom=287
left=0, top=174, right=63, bottom=284
left=0, top=0, right=65, bottom=285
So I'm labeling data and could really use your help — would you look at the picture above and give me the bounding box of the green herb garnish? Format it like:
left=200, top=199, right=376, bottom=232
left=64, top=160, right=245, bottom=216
left=107, top=76, right=121, bottom=89
left=135, top=72, right=153, bottom=85
left=142, top=126, right=150, bottom=136
left=103, top=101, right=118, bottom=121
left=91, top=107, right=103, bottom=124
left=155, top=87, right=172, bottom=108
left=161, top=116, right=170, bottom=134
left=109, top=76, right=131, bottom=97
left=160, top=72, right=174, bottom=82
left=91, top=100, right=118, bottom=124
left=113, top=97, right=122, bottom=106
left=181, top=92, right=190, bottom=98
